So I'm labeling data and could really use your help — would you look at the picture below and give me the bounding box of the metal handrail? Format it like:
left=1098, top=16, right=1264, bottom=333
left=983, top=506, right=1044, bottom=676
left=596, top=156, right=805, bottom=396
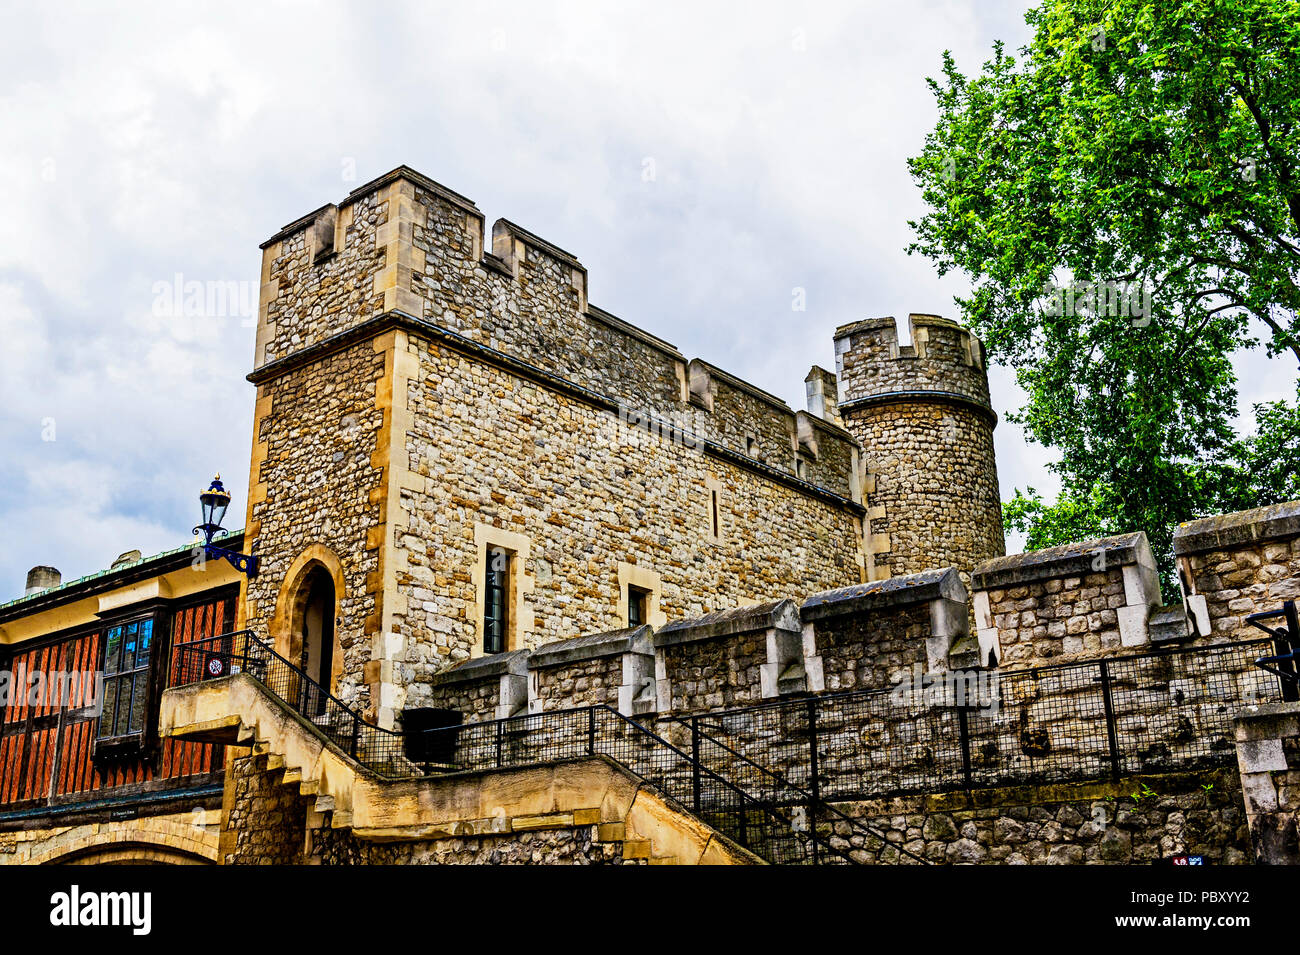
left=662, top=636, right=1278, bottom=804
left=676, top=712, right=930, bottom=864
left=679, top=635, right=1277, bottom=724
left=595, top=705, right=863, bottom=864
left=1248, top=600, right=1300, bottom=700
left=174, top=630, right=407, bottom=739
left=171, top=630, right=863, bottom=864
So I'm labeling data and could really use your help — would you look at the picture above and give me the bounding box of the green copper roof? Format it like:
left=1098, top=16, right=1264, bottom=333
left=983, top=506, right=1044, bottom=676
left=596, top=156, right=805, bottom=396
left=0, top=530, right=244, bottom=612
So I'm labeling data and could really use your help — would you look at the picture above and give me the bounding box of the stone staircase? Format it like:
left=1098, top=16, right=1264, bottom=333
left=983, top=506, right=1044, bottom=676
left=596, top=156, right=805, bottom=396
left=162, top=671, right=361, bottom=831
left=160, top=673, right=759, bottom=865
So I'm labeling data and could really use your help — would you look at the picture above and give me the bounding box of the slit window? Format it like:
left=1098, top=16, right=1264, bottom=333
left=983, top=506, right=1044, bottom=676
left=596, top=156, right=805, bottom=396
left=484, top=547, right=511, bottom=654
left=710, top=488, right=721, bottom=539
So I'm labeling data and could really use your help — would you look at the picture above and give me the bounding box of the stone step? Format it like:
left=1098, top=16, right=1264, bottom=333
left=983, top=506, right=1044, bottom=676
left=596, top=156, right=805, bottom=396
left=622, top=839, right=652, bottom=861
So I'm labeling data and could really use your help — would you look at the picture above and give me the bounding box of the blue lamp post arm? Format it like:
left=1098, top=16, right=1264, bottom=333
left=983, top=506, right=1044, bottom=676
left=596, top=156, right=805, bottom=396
left=205, top=541, right=260, bottom=577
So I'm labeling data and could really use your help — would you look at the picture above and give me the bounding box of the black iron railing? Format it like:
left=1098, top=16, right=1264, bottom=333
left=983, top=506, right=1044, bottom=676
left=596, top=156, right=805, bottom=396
left=670, top=638, right=1278, bottom=803
left=173, top=630, right=418, bottom=775
left=1248, top=600, right=1300, bottom=701
left=170, top=630, right=868, bottom=864
left=677, top=711, right=927, bottom=863
left=172, top=630, right=1274, bottom=863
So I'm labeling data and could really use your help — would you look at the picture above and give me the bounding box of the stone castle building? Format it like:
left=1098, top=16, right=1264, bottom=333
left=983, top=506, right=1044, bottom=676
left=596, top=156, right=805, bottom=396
left=2, top=166, right=1298, bottom=865
left=242, top=166, right=1004, bottom=728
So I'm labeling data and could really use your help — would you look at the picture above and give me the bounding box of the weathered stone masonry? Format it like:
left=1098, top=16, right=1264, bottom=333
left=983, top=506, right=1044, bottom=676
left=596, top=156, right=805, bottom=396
left=195, top=165, right=1291, bottom=866
left=395, top=333, right=865, bottom=697
left=1175, top=501, right=1300, bottom=643
left=244, top=166, right=922, bottom=728
left=836, top=314, right=1005, bottom=583
left=971, top=532, right=1164, bottom=668
left=243, top=340, right=386, bottom=714
left=14, top=162, right=1294, bottom=865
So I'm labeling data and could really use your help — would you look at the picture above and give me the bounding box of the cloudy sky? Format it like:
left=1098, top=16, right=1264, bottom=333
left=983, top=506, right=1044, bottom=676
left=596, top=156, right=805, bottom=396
left=0, top=1, right=1290, bottom=599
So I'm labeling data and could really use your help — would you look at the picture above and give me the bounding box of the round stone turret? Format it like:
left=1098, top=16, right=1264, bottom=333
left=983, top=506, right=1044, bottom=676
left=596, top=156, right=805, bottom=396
left=834, top=313, right=1005, bottom=581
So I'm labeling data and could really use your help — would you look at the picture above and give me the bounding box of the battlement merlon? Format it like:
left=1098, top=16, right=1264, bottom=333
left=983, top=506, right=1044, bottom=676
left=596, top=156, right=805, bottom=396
left=804, top=365, right=841, bottom=424
left=833, top=313, right=993, bottom=416
left=250, top=165, right=863, bottom=503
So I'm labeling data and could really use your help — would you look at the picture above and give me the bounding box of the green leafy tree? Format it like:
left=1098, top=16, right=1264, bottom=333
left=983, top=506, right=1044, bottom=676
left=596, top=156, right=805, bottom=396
left=908, top=0, right=1300, bottom=586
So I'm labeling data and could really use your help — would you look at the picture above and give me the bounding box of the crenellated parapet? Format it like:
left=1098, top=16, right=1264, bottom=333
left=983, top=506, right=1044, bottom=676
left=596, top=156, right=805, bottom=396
left=971, top=532, right=1163, bottom=667
left=1174, top=501, right=1300, bottom=643
left=801, top=568, right=976, bottom=691
left=415, top=569, right=981, bottom=725
left=834, top=313, right=991, bottom=413
left=244, top=167, right=870, bottom=707
left=251, top=165, right=860, bottom=501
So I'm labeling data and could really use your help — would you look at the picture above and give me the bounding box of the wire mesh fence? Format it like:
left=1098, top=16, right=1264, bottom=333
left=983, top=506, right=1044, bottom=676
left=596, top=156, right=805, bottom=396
left=681, top=638, right=1278, bottom=802
left=171, top=632, right=1276, bottom=863
left=170, top=631, right=862, bottom=863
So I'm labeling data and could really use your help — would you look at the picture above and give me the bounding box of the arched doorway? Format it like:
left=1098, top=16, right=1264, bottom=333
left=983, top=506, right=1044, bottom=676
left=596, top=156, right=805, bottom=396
left=273, top=545, right=346, bottom=720
left=297, top=566, right=335, bottom=716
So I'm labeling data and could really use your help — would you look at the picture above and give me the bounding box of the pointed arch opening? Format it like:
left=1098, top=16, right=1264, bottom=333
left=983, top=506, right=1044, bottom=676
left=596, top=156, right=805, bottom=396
left=273, top=545, right=346, bottom=712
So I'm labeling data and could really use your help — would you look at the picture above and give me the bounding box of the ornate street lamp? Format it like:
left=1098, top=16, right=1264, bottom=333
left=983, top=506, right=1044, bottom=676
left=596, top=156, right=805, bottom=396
left=194, top=474, right=259, bottom=576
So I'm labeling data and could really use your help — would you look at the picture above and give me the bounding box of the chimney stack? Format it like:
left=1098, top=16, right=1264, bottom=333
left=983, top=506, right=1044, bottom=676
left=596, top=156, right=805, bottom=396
left=25, top=565, right=61, bottom=596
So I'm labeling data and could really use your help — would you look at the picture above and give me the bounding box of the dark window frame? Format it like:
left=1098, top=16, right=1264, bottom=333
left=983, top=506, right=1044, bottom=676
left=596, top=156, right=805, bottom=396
left=95, top=612, right=161, bottom=750
left=627, top=586, right=650, bottom=628
left=484, top=548, right=511, bottom=654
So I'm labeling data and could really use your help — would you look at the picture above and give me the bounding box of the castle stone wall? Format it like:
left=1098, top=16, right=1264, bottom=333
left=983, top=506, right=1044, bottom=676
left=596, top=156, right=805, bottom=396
left=836, top=314, right=991, bottom=405
left=426, top=670, right=508, bottom=724
left=255, top=188, right=389, bottom=369
left=1233, top=702, right=1300, bottom=864
left=812, top=603, right=934, bottom=694
left=1174, top=501, right=1300, bottom=643
left=250, top=168, right=867, bottom=720
left=831, top=768, right=1249, bottom=864
left=531, top=655, right=623, bottom=711
left=222, top=752, right=307, bottom=865
left=257, top=168, right=860, bottom=495
left=243, top=338, right=387, bottom=715
left=394, top=336, right=862, bottom=702
left=657, top=628, right=768, bottom=714
left=309, top=825, right=632, bottom=865
left=971, top=532, right=1164, bottom=667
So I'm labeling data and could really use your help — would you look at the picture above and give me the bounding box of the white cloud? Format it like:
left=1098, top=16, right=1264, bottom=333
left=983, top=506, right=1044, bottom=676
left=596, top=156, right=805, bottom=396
left=15, top=0, right=1251, bottom=597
